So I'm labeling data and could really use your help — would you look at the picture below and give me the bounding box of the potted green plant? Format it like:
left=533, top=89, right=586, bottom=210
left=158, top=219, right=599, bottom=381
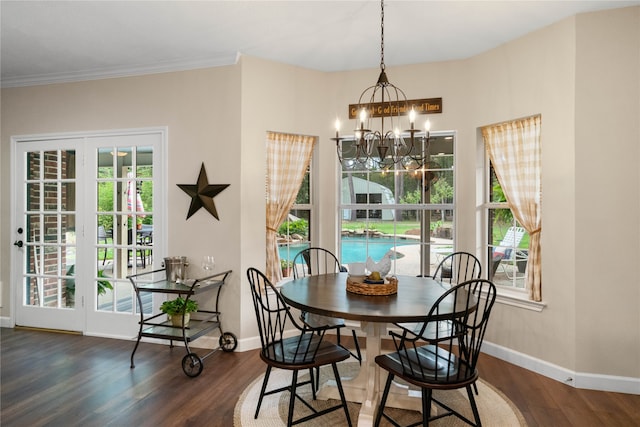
left=281, top=259, right=293, bottom=277
left=63, top=266, right=113, bottom=307
left=160, top=297, right=198, bottom=327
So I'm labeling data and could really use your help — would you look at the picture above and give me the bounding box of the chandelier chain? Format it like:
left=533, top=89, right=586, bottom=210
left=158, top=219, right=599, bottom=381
left=380, top=0, right=385, bottom=71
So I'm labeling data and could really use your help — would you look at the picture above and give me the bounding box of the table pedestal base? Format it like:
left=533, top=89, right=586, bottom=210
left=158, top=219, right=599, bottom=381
left=317, top=322, right=424, bottom=426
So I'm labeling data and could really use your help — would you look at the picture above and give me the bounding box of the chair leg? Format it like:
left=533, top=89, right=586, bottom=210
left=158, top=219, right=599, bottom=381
left=331, top=362, right=352, bottom=427
left=351, top=329, right=362, bottom=364
left=254, top=366, right=272, bottom=419
left=287, top=370, right=299, bottom=427
left=374, top=372, right=394, bottom=427
left=337, top=327, right=362, bottom=364
left=466, top=384, right=482, bottom=426
left=309, top=368, right=317, bottom=400
left=422, top=388, right=433, bottom=426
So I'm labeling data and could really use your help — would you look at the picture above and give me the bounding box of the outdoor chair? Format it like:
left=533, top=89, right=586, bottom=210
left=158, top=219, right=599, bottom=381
left=98, top=226, right=110, bottom=265
left=375, top=279, right=497, bottom=427
left=247, top=267, right=352, bottom=427
left=491, top=226, right=527, bottom=279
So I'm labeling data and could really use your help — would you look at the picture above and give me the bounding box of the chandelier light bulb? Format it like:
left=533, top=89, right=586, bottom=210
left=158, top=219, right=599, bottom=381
left=409, top=108, right=416, bottom=124
left=359, top=108, right=367, bottom=124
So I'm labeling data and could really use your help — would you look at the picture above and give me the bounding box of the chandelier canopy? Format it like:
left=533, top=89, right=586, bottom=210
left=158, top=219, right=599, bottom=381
left=333, top=0, right=432, bottom=171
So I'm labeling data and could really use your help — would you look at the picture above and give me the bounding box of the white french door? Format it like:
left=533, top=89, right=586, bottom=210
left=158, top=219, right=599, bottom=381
left=13, top=138, right=85, bottom=331
left=12, top=129, right=165, bottom=337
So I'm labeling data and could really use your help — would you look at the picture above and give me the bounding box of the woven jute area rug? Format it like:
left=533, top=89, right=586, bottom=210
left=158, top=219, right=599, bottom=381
left=234, top=362, right=527, bottom=426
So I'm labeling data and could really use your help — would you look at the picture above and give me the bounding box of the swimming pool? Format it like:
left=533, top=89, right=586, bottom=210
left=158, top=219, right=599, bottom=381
left=278, top=236, right=417, bottom=264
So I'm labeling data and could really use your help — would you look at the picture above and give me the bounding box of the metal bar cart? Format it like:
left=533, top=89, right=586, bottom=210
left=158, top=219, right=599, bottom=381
left=128, top=269, right=236, bottom=377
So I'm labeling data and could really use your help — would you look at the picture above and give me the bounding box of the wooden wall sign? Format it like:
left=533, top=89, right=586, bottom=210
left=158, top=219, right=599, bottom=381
left=348, top=97, right=442, bottom=119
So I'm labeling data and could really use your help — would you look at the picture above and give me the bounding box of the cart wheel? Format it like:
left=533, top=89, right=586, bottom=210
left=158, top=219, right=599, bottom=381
left=182, top=353, right=203, bottom=377
left=219, top=332, right=237, bottom=352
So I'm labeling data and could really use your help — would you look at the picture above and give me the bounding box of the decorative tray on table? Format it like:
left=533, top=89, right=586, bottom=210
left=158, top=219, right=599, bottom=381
left=346, top=275, right=398, bottom=296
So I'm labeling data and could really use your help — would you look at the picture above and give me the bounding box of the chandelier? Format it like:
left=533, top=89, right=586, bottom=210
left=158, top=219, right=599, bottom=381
left=332, top=0, right=431, bottom=171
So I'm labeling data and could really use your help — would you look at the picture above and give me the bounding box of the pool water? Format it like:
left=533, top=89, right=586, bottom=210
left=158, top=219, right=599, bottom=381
left=278, top=236, right=415, bottom=264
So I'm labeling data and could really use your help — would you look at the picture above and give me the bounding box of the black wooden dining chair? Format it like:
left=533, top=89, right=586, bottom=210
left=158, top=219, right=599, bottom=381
left=292, top=248, right=362, bottom=366
left=375, top=279, right=497, bottom=427
left=432, top=251, right=482, bottom=285
left=247, top=267, right=352, bottom=427
left=399, top=253, right=482, bottom=352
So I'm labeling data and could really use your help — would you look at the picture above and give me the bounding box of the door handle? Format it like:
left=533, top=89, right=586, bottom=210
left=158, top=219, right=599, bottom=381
left=14, top=240, right=23, bottom=248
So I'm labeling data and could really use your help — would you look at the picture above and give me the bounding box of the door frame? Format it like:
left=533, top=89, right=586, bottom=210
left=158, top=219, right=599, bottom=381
left=10, top=127, right=167, bottom=337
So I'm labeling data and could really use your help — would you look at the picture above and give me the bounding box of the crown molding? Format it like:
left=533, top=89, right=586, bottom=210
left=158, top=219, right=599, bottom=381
left=1, top=54, right=239, bottom=88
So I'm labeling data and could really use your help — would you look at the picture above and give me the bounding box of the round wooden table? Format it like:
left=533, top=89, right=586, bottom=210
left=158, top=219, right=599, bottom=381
left=280, top=272, right=475, bottom=427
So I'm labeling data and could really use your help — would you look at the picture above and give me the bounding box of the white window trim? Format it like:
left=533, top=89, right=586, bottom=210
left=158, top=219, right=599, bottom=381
left=492, top=287, right=546, bottom=312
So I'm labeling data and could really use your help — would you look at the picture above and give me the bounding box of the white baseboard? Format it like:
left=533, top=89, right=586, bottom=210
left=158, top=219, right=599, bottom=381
left=482, top=340, right=640, bottom=395
left=1, top=316, right=13, bottom=328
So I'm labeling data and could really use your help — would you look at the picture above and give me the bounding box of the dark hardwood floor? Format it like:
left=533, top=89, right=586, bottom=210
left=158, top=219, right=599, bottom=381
left=1, top=328, right=638, bottom=426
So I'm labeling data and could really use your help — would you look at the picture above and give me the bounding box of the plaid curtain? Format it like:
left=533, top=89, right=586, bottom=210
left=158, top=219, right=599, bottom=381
left=482, top=115, right=542, bottom=301
left=265, top=132, right=316, bottom=283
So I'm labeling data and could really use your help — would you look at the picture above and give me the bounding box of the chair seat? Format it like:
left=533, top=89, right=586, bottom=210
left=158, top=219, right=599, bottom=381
left=394, top=320, right=454, bottom=342
left=301, top=312, right=346, bottom=329
left=262, top=334, right=351, bottom=369
left=375, top=345, right=477, bottom=390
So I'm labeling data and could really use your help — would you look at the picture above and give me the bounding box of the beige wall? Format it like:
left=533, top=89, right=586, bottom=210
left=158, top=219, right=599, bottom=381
left=466, top=16, right=579, bottom=369
left=574, top=7, right=640, bottom=376
left=2, top=6, right=638, bottom=385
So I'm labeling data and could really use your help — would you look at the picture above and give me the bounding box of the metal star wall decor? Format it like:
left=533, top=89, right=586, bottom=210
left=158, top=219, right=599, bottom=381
left=177, top=163, right=229, bottom=220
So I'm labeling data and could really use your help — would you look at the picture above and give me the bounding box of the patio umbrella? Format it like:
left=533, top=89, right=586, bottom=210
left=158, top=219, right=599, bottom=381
left=127, top=172, right=145, bottom=217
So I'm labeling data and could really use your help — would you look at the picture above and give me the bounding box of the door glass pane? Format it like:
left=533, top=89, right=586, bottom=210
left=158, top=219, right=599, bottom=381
left=43, top=183, right=58, bottom=211
left=26, top=183, right=40, bottom=211
left=42, top=276, right=60, bottom=308
left=43, top=151, right=58, bottom=179
left=61, top=150, right=76, bottom=179
left=98, top=147, right=116, bottom=178
left=27, top=152, right=41, bottom=179
left=97, top=181, right=114, bottom=211
left=61, top=182, right=76, bottom=211
left=136, top=146, right=153, bottom=178
left=61, top=215, right=75, bottom=244
left=43, top=214, right=58, bottom=243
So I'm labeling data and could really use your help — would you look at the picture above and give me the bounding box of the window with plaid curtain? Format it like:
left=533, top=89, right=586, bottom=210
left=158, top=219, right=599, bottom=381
left=265, top=132, right=316, bottom=283
left=482, top=115, right=542, bottom=301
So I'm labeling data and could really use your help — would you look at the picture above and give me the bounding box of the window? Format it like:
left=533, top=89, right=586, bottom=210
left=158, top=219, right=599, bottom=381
left=486, top=164, right=529, bottom=290
left=277, top=165, right=311, bottom=277
left=339, top=133, right=455, bottom=277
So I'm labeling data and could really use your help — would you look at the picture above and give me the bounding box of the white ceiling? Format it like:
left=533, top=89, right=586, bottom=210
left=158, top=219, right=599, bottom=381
left=2, top=0, right=639, bottom=87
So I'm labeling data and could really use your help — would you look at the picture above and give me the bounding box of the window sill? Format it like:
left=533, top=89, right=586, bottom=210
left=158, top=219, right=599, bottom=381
left=492, top=288, right=546, bottom=312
